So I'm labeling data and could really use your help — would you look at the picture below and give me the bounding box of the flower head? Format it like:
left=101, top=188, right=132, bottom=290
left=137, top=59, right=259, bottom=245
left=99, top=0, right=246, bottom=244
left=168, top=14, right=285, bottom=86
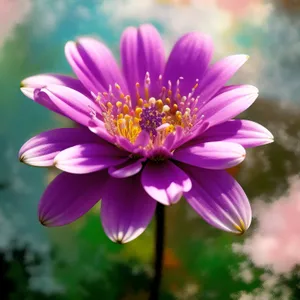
left=19, top=24, right=273, bottom=243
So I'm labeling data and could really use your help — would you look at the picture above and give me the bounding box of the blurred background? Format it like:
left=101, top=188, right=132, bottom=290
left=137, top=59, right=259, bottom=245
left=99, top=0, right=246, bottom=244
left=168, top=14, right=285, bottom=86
left=1, top=0, right=300, bottom=299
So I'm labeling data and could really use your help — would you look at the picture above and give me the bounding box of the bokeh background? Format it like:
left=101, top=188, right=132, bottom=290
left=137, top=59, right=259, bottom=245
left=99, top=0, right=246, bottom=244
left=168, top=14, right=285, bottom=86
left=1, top=0, right=300, bottom=299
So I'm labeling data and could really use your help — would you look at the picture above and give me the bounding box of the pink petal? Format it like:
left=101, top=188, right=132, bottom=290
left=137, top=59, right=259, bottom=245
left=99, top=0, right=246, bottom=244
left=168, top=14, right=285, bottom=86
left=183, top=166, right=252, bottom=234
left=54, top=143, right=129, bottom=174
left=141, top=161, right=192, bottom=205
left=120, top=24, right=165, bottom=104
left=65, top=37, right=128, bottom=95
left=200, top=119, right=274, bottom=148
left=19, top=127, right=100, bottom=167
left=173, top=141, right=246, bottom=170
left=100, top=174, right=156, bottom=243
left=200, top=85, right=258, bottom=128
left=39, top=171, right=108, bottom=227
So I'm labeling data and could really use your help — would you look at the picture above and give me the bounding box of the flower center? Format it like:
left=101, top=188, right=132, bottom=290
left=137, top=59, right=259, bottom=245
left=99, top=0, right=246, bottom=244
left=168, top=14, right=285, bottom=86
left=139, top=106, right=164, bottom=137
left=94, top=72, right=200, bottom=146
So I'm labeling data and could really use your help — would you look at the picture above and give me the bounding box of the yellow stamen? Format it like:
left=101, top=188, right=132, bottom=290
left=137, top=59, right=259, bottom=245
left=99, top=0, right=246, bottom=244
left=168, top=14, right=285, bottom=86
left=155, top=100, right=163, bottom=111
left=137, top=98, right=144, bottom=107
left=135, top=107, right=142, bottom=117
left=171, top=104, right=178, bottom=114
left=123, top=104, right=129, bottom=114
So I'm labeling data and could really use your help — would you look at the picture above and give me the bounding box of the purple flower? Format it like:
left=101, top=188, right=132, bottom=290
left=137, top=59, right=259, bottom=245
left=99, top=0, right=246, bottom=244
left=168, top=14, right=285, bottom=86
left=19, top=24, right=273, bottom=243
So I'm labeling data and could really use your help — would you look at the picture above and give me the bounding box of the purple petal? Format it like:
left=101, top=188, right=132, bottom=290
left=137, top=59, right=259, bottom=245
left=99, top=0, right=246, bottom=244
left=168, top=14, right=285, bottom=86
left=39, top=171, right=108, bottom=227
left=163, top=32, right=213, bottom=98
left=88, top=118, right=116, bottom=144
left=120, top=24, right=165, bottom=104
left=173, top=141, right=245, bottom=170
left=200, top=85, right=258, bottom=128
left=20, top=74, right=90, bottom=98
left=213, top=84, right=243, bottom=97
left=54, top=143, right=128, bottom=174
left=183, top=166, right=252, bottom=234
left=198, top=55, right=249, bottom=103
left=134, top=131, right=150, bottom=147
left=100, top=174, right=156, bottom=243
left=108, top=159, right=145, bottom=178
left=200, top=119, right=274, bottom=148
left=141, top=161, right=192, bottom=205
left=19, top=127, right=100, bottom=167
left=65, top=37, right=128, bottom=95
left=35, top=85, right=101, bottom=127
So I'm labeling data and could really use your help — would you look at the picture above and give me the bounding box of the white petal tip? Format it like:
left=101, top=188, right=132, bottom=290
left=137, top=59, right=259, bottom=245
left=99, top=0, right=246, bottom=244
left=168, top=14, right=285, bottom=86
left=20, top=87, right=35, bottom=98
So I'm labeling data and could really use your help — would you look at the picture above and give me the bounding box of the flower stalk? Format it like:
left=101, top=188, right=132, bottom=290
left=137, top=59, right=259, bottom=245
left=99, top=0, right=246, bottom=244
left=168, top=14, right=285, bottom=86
left=149, top=203, right=165, bottom=300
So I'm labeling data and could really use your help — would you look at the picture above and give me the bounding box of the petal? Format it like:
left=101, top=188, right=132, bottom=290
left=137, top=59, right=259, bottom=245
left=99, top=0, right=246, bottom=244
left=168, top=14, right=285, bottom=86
left=39, top=171, right=108, bottom=227
left=19, top=127, right=100, bottom=167
left=198, top=55, right=249, bottom=103
left=200, top=85, right=258, bottom=128
left=20, top=74, right=90, bottom=99
left=173, top=141, right=246, bottom=170
left=35, top=85, right=101, bottom=127
left=141, top=161, right=192, bottom=205
left=100, top=174, right=156, bottom=243
left=65, top=37, right=127, bottom=95
left=88, top=118, right=116, bottom=144
left=108, top=159, right=145, bottom=178
left=163, top=32, right=213, bottom=98
left=120, top=24, right=165, bottom=103
left=200, top=119, right=274, bottom=148
left=183, top=166, right=252, bottom=234
left=213, top=84, right=243, bottom=97
left=54, top=143, right=128, bottom=174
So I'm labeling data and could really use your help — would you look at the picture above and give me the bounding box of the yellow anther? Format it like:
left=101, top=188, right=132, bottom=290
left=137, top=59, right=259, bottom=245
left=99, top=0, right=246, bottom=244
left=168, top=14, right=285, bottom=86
left=135, top=107, right=142, bottom=117
left=124, top=114, right=131, bottom=122
left=123, top=104, right=129, bottom=114
left=117, top=113, right=124, bottom=119
left=171, top=104, right=178, bottom=114
left=166, top=124, right=175, bottom=133
left=165, top=98, right=171, bottom=105
left=116, top=101, right=122, bottom=108
left=115, top=83, right=121, bottom=90
left=137, top=98, right=144, bottom=107
left=155, top=100, right=163, bottom=111
left=107, top=102, right=113, bottom=109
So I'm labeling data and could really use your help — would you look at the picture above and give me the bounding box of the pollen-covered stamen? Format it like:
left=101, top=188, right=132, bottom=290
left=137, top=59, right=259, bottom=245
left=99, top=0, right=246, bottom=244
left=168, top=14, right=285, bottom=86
left=92, top=72, right=204, bottom=148
left=139, top=106, right=165, bottom=137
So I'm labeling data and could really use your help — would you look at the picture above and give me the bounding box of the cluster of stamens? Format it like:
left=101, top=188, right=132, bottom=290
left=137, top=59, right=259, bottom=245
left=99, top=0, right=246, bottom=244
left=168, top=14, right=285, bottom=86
left=93, top=72, right=201, bottom=147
